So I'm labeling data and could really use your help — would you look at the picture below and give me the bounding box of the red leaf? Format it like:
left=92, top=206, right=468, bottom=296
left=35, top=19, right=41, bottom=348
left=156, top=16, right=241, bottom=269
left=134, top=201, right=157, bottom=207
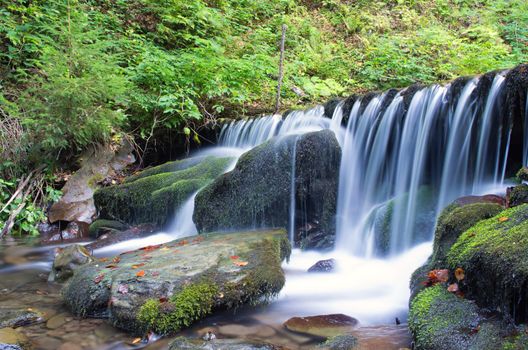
left=177, top=240, right=188, bottom=246
left=230, top=255, right=239, bottom=260
left=424, top=269, right=449, bottom=287
left=159, top=297, right=168, bottom=303
left=94, top=274, right=105, bottom=284
left=140, top=244, right=162, bottom=252
left=136, top=270, right=145, bottom=277
left=112, top=256, right=121, bottom=264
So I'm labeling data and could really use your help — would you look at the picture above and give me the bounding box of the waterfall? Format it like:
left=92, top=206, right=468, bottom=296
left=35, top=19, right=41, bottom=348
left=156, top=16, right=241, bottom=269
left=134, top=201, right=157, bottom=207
left=289, top=137, right=299, bottom=246
left=218, top=106, right=331, bottom=149
left=335, top=73, right=516, bottom=256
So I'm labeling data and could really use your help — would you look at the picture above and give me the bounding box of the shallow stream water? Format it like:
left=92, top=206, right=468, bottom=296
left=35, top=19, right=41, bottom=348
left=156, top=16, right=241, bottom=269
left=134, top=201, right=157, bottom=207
left=0, top=235, right=426, bottom=349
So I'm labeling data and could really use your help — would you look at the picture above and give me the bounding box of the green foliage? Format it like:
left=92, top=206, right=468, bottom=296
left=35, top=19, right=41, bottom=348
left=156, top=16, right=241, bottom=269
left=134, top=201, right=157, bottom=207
left=137, top=282, right=218, bottom=334
left=1, top=0, right=527, bottom=168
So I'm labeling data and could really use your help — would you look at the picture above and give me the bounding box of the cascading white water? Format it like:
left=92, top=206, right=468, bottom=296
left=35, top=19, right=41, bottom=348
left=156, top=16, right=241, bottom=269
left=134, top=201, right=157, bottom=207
left=335, top=73, right=515, bottom=257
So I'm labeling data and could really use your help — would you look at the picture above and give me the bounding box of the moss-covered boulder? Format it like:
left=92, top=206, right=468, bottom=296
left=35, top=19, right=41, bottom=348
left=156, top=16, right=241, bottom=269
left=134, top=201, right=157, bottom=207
left=409, top=285, right=519, bottom=350
left=517, top=167, right=528, bottom=182
left=60, top=229, right=290, bottom=335
left=447, top=204, right=528, bottom=324
left=507, top=184, right=528, bottom=208
left=194, top=130, right=341, bottom=249
left=93, top=156, right=232, bottom=227
left=409, top=201, right=503, bottom=300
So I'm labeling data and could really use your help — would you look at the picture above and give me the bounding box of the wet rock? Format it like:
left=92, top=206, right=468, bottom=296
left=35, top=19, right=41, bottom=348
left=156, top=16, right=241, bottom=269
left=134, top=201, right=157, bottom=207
left=284, top=314, right=358, bottom=338
left=0, top=308, right=43, bottom=328
left=88, top=220, right=128, bottom=239
left=57, top=342, right=83, bottom=350
left=85, top=224, right=157, bottom=250
left=48, top=244, right=94, bottom=282
left=46, top=313, right=67, bottom=329
left=447, top=204, right=528, bottom=324
left=453, top=194, right=506, bottom=207
left=169, top=337, right=283, bottom=350
left=49, top=140, right=136, bottom=224
left=517, top=167, right=528, bottom=182
left=46, top=222, right=89, bottom=242
left=308, top=259, right=335, bottom=273
left=318, top=334, right=358, bottom=350
left=298, top=223, right=335, bottom=250
left=409, top=285, right=520, bottom=350
left=61, top=230, right=290, bottom=335
left=0, top=328, right=30, bottom=350
left=94, top=156, right=232, bottom=227
left=194, top=130, right=341, bottom=250
left=506, top=184, right=528, bottom=208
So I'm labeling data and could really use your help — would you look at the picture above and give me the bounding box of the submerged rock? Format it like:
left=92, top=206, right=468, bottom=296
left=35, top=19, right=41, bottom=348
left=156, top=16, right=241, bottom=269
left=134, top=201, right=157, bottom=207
left=194, top=130, right=341, bottom=249
left=0, top=308, right=43, bottom=328
left=61, top=229, right=290, bottom=335
left=93, top=156, right=232, bottom=228
left=318, top=334, right=358, bottom=350
left=308, top=259, right=335, bottom=273
left=283, top=314, right=358, bottom=338
left=48, top=244, right=94, bottom=282
left=0, top=327, right=31, bottom=350
left=168, top=337, right=283, bottom=350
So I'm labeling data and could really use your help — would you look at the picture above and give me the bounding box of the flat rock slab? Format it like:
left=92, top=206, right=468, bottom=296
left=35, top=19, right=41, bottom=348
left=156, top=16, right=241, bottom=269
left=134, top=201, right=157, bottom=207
left=169, top=337, right=284, bottom=350
left=284, top=314, right=358, bottom=338
left=0, top=328, right=30, bottom=350
left=61, top=229, right=290, bottom=334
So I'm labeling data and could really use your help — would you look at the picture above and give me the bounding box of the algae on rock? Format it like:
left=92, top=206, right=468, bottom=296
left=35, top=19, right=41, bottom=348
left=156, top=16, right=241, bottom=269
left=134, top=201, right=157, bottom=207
left=60, top=229, right=290, bottom=335
left=93, top=156, right=232, bottom=227
left=194, top=130, right=341, bottom=249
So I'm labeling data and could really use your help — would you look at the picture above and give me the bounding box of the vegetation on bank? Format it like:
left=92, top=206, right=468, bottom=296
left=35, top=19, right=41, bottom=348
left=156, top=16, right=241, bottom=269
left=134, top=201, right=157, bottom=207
left=1, top=0, right=527, bottom=234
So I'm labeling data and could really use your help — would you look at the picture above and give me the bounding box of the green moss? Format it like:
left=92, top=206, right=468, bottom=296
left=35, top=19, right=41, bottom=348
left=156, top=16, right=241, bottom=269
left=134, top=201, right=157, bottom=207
left=88, top=219, right=128, bottom=238
left=125, top=157, right=207, bottom=183
left=447, top=204, right=528, bottom=323
left=94, top=156, right=232, bottom=226
left=430, top=203, right=503, bottom=267
left=516, top=167, right=528, bottom=182
left=318, top=334, right=358, bottom=350
left=509, top=185, right=528, bottom=207
left=137, top=282, right=218, bottom=335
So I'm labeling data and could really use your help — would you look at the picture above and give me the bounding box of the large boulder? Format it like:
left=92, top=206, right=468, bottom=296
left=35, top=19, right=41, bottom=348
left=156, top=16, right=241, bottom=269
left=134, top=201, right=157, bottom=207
left=48, top=141, right=135, bottom=224
left=283, top=314, right=358, bottom=338
left=93, top=156, right=232, bottom=227
left=193, top=130, right=341, bottom=249
left=0, top=328, right=31, bottom=350
left=447, top=204, right=528, bottom=324
left=61, top=229, right=290, bottom=335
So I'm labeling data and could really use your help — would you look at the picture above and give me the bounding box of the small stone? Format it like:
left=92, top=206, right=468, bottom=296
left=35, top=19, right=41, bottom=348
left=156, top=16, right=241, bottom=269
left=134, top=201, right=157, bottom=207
left=0, top=328, right=30, bottom=349
left=0, top=308, right=44, bottom=328
left=284, top=314, right=359, bottom=338
left=46, top=314, right=67, bottom=329
left=308, top=259, right=336, bottom=273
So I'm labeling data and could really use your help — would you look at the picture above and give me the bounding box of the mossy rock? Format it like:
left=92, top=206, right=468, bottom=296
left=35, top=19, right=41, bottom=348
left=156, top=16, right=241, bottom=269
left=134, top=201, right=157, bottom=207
left=94, top=156, right=232, bottom=227
left=0, top=307, right=44, bottom=328
left=88, top=219, right=129, bottom=238
left=430, top=202, right=503, bottom=268
left=194, top=130, right=341, bottom=249
left=318, top=334, right=358, bottom=350
left=409, top=285, right=519, bottom=350
left=61, top=229, right=290, bottom=335
left=517, top=167, right=528, bottom=182
left=447, top=204, right=528, bottom=323
left=508, top=185, right=528, bottom=208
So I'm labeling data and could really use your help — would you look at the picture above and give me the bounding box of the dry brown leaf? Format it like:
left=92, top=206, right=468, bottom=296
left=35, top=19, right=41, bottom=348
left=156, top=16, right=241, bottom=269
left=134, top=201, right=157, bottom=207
left=455, top=267, right=465, bottom=281
left=447, top=283, right=459, bottom=293
left=132, top=337, right=142, bottom=344
left=234, top=261, right=249, bottom=267
left=498, top=216, right=509, bottom=223
left=136, top=270, right=145, bottom=277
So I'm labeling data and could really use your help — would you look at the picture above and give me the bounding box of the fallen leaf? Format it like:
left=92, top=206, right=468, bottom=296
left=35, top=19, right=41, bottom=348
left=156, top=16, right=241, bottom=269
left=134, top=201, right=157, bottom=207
left=160, top=246, right=170, bottom=251
left=192, top=236, right=204, bottom=244
left=177, top=240, right=188, bottom=246
left=136, top=270, right=145, bottom=277
left=230, top=255, right=240, bottom=260
left=132, top=337, right=142, bottom=344
left=105, top=264, right=118, bottom=269
left=112, top=256, right=121, bottom=264
left=99, top=257, right=109, bottom=263
left=132, top=263, right=145, bottom=269
left=118, top=284, right=128, bottom=294
left=499, top=216, right=509, bottom=223
left=234, top=261, right=249, bottom=267
left=94, top=274, right=105, bottom=284
left=141, top=254, right=153, bottom=260
left=151, top=271, right=160, bottom=277
left=424, top=269, right=449, bottom=287
left=159, top=297, right=168, bottom=303
left=447, top=283, right=459, bottom=293
left=140, top=244, right=162, bottom=252
left=455, top=267, right=465, bottom=281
